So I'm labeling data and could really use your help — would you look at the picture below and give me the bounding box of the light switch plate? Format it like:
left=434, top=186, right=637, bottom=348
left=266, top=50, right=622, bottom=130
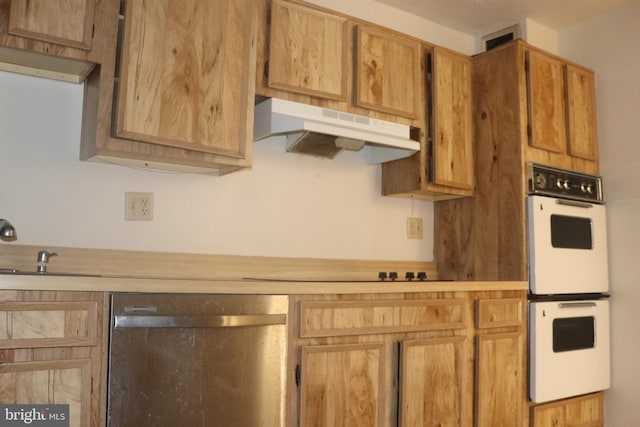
left=406, top=217, right=423, bottom=239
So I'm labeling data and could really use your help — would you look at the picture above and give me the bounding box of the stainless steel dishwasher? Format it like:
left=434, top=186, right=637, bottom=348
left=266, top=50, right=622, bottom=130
left=107, top=293, right=288, bottom=427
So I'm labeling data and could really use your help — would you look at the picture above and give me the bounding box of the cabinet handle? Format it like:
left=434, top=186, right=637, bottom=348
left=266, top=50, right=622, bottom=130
left=114, top=314, right=286, bottom=329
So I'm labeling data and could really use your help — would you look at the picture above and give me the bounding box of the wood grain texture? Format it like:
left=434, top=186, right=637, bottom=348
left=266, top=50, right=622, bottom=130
left=117, top=0, right=251, bottom=157
left=526, top=48, right=567, bottom=154
left=268, top=0, right=348, bottom=100
left=475, top=298, right=523, bottom=329
left=0, top=291, right=108, bottom=427
left=355, top=24, right=421, bottom=119
left=566, top=64, right=599, bottom=161
left=399, top=336, right=468, bottom=427
left=300, top=342, right=384, bottom=427
left=299, top=299, right=467, bottom=337
left=8, top=0, right=95, bottom=49
left=80, top=0, right=256, bottom=175
left=475, top=332, right=523, bottom=427
left=531, top=392, right=604, bottom=427
left=432, top=46, right=474, bottom=190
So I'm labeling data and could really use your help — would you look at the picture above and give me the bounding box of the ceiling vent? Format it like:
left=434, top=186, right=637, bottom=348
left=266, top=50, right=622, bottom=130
left=481, top=24, right=521, bottom=51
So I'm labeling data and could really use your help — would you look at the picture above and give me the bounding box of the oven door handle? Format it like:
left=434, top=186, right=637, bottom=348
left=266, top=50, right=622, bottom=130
left=557, top=302, right=597, bottom=309
left=556, top=199, right=594, bottom=209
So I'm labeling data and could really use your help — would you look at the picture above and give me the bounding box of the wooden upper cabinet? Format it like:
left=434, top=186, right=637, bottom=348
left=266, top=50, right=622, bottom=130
left=566, top=64, right=599, bottom=161
left=116, top=0, right=254, bottom=158
left=431, top=47, right=473, bottom=190
left=8, top=0, right=96, bottom=50
left=355, top=24, right=421, bottom=119
left=526, top=49, right=567, bottom=154
left=268, top=0, right=348, bottom=101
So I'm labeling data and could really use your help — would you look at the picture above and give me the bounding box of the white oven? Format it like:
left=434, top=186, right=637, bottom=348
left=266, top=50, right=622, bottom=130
left=529, top=299, right=610, bottom=403
left=527, top=194, right=608, bottom=295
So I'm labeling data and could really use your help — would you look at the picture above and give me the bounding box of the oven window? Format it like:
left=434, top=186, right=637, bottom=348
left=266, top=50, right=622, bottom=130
left=550, top=215, right=593, bottom=249
left=553, top=316, right=595, bottom=352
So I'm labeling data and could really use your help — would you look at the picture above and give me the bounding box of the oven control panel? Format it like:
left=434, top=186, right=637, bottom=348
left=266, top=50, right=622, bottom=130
left=526, top=163, right=604, bottom=203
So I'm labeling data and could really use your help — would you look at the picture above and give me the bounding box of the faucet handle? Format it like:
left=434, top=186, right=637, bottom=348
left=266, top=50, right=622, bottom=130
left=37, top=251, right=58, bottom=273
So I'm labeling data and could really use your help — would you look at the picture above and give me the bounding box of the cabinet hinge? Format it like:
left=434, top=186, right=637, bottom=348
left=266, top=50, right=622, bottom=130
left=92, top=24, right=95, bottom=39
left=295, top=364, right=301, bottom=387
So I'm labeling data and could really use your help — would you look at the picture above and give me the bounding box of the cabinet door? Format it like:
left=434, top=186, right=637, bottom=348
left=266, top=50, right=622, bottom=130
left=475, top=332, right=524, bottom=427
left=8, top=0, right=95, bottom=50
left=531, top=392, right=604, bottom=427
left=0, top=359, right=92, bottom=427
left=565, top=64, right=598, bottom=161
left=355, top=25, right=421, bottom=119
left=431, top=47, right=473, bottom=190
left=116, top=0, right=254, bottom=158
left=268, top=0, right=348, bottom=101
left=399, top=337, right=468, bottom=427
left=526, top=49, right=567, bottom=154
left=300, top=343, right=384, bottom=427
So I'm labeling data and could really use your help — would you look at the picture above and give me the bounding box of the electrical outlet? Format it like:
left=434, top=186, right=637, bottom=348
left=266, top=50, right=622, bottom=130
left=125, top=192, right=153, bottom=221
left=406, top=217, right=423, bottom=239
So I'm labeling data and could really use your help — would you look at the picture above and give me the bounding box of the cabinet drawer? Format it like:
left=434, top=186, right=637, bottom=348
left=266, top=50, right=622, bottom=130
left=300, top=299, right=466, bottom=337
left=0, top=302, right=98, bottom=348
left=475, top=298, right=523, bottom=329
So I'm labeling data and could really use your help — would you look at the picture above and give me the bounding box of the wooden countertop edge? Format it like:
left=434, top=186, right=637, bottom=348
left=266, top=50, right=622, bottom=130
left=0, top=275, right=528, bottom=294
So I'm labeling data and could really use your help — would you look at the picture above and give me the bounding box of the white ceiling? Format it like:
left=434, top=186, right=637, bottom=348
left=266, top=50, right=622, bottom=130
left=374, top=0, right=637, bottom=35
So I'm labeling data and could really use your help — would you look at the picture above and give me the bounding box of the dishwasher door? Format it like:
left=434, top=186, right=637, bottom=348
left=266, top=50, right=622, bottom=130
left=107, top=293, right=288, bottom=427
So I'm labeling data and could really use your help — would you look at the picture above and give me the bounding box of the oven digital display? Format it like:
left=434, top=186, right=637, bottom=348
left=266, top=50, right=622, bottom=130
left=550, top=215, right=593, bottom=249
left=553, top=316, right=595, bottom=352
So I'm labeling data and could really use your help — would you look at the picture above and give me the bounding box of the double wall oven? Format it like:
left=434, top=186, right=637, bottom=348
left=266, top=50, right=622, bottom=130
left=526, top=163, right=610, bottom=404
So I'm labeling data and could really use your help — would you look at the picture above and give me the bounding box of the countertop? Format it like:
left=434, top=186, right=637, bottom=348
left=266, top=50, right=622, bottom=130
left=0, top=273, right=528, bottom=294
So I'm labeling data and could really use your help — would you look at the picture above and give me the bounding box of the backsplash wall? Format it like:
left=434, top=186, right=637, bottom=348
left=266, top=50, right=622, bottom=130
left=0, top=70, right=433, bottom=260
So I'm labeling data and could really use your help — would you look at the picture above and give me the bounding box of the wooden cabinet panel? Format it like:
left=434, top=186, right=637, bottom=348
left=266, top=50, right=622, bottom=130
left=0, top=302, right=97, bottom=348
left=355, top=25, right=421, bottom=118
left=566, top=64, right=598, bottom=161
left=431, top=47, right=473, bottom=190
left=526, top=49, right=567, bottom=154
left=299, top=299, right=467, bottom=337
left=475, top=298, right=523, bottom=329
left=399, top=336, right=468, bottom=427
left=0, top=359, right=91, bottom=427
left=268, top=0, right=348, bottom=100
left=531, top=392, right=604, bottom=427
left=300, top=343, right=384, bottom=427
left=8, top=0, right=95, bottom=50
left=475, top=332, right=523, bottom=427
left=116, top=0, right=253, bottom=158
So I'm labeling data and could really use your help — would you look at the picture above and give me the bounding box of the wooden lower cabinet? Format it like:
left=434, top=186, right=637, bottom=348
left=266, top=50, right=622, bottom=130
left=0, top=290, right=108, bottom=427
left=531, top=392, right=604, bottom=427
left=290, top=290, right=527, bottom=427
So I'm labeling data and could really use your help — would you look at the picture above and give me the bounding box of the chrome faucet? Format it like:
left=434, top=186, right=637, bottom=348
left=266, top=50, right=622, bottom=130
left=37, top=250, right=57, bottom=273
left=0, top=219, right=16, bottom=242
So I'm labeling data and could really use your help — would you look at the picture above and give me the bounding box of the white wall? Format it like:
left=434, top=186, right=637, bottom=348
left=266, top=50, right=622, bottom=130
left=559, top=1, right=640, bottom=424
left=0, top=70, right=432, bottom=260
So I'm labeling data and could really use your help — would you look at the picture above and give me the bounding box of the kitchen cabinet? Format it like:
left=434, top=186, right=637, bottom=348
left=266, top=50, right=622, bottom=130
left=8, top=0, right=95, bottom=50
left=434, top=40, right=600, bottom=282
left=0, top=290, right=108, bottom=427
left=267, top=0, right=348, bottom=101
left=290, top=290, right=527, bottom=427
left=382, top=46, right=474, bottom=199
left=354, top=24, right=421, bottom=119
left=80, top=0, right=257, bottom=175
left=0, top=0, right=106, bottom=82
left=257, top=0, right=422, bottom=124
left=566, top=64, right=599, bottom=161
left=531, top=392, right=604, bottom=427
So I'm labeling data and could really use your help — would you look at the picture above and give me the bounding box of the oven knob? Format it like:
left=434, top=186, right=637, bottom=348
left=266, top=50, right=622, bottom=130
left=555, top=178, right=564, bottom=189
left=563, top=179, right=571, bottom=190
left=534, top=173, right=547, bottom=189
left=586, top=183, right=594, bottom=194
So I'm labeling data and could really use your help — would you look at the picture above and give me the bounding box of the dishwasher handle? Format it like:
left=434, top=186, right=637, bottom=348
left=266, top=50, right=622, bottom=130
left=113, top=313, right=287, bottom=329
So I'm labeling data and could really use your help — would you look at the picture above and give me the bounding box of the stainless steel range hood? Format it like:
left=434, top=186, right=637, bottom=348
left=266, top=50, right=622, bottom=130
left=253, top=98, right=419, bottom=163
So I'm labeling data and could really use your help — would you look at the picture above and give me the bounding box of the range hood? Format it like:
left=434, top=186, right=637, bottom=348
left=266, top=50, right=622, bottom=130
left=253, top=98, right=419, bottom=163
